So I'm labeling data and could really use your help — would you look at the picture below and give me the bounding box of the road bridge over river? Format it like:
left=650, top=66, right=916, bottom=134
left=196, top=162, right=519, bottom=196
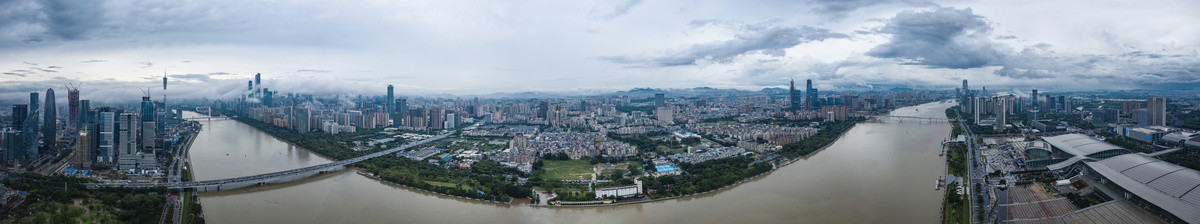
left=87, top=131, right=453, bottom=191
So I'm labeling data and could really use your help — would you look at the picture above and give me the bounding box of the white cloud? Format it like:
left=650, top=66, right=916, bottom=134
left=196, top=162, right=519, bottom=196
left=0, top=0, right=1197, bottom=103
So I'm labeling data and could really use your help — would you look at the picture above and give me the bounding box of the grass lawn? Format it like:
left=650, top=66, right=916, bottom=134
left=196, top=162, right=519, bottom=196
left=942, top=184, right=970, bottom=224
left=424, top=180, right=475, bottom=191
left=539, top=160, right=594, bottom=180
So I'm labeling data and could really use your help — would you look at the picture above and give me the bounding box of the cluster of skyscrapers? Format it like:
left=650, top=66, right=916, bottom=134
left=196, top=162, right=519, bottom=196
left=786, top=78, right=820, bottom=111
left=1, top=77, right=181, bottom=171
left=1, top=90, right=56, bottom=165
left=955, top=79, right=1169, bottom=133
left=224, top=75, right=474, bottom=135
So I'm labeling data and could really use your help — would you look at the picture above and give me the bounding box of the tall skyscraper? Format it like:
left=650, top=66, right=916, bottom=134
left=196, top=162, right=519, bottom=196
left=43, top=88, right=56, bottom=149
left=2, top=130, right=23, bottom=164
left=1147, top=97, right=1166, bottom=126
left=974, top=97, right=981, bottom=123
left=961, top=80, right=969, bottom=108
left=76, top=126, right=93, bottom=169
left=395, top=98, right=408, bottom=126
left=1133, top=109, right=1151, bottom=125
left=428, top=107, right=444, bottom=129
left=140, top=97, right=156, bottom=150
left=996, top=97, right=1007, bottom=131
left=788, top=78, right=801, bottom=111
left=25, top=92, right=40, bottom=158
left=656, top=106, right=674, bottom=125
left=11, top=105, right=28, bottom=130
left=1030, top=89, right=1038, bottom=110
left=294, top=107, right=311, bottom=133
left=10, top=104, right=29, bottom=162
left=97, top=111, right=115, bottom=164
left=79, top=100, right=91, bottom=124
left=387, top=85, right=395, bottom=126
left=68, top=87, right=79, bottom=127
left=806, top=79, right=813, bottom=109
left=117, top=113, right=138, bottom=157
left=537, top=101, right=549, bottom=118
left=255, top=73, right=262, bottom=97
left=654, top=93, right=665, bottom=108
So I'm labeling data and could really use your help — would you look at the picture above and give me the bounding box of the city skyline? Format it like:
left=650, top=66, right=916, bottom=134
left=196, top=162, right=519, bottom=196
left=2, top=0, right=1199, bottom=103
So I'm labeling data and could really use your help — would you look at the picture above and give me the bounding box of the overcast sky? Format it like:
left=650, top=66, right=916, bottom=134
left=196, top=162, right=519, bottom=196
left=2, top=0, right=1198, bottom=103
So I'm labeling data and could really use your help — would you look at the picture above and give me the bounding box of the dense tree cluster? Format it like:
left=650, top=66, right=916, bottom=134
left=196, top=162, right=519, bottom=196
left=606, top=132, right=679, bottom=153
left=638, top=156, right=771, bottom=198
left=2, top=173, right=169, bottom=224
left=357, top=157, right=530, bottom=201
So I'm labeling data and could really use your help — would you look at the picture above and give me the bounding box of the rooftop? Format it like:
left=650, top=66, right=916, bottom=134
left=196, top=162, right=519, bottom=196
left=1084, top=153, right=1200, bottom=223
left=1041, top=134, right=1126, bottom=157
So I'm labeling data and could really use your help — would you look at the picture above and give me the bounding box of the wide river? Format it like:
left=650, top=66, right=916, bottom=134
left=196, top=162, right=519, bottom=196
left=186, top=101, right=953, bottom=223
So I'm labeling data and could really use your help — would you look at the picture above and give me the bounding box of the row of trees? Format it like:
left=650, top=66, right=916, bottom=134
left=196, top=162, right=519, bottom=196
left=357, top=157, right=531, bottom=201
left=777, top=118, right=861, bottom=159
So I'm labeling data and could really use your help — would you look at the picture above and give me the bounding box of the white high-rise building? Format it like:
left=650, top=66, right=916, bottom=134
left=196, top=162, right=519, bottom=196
left=656, top=106, right=674, bottom=125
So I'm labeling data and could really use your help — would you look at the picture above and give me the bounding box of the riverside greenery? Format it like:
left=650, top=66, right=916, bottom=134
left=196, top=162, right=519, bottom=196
left=231, top=114, right=861, bottom=203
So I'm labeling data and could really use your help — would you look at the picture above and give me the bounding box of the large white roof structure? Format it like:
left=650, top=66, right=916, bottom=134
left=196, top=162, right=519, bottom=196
left=1085, top=153, right=1200, bottom=223
left=1042, top=134, right=1126, bottom=157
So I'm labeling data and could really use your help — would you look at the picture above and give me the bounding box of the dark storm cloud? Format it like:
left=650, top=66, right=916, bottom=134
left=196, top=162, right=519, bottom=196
left=601, top=24, right=849, bottom=67
left=0, top=0, right=106, bottom=44
left=138, top=61, right=153, bottom=68
left=40, top=0, right=105, bottom=40
left=867, top=7, right=1006, bottom=69
left=3, top=73, right=25, bottom=77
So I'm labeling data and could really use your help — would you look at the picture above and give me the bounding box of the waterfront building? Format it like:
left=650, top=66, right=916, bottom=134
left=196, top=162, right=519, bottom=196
left=821, top=105, right=848, bottom=121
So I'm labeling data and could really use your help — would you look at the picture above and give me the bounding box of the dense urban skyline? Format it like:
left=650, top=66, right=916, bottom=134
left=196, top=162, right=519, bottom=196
left=3, top=0, right=1199, bottom=103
